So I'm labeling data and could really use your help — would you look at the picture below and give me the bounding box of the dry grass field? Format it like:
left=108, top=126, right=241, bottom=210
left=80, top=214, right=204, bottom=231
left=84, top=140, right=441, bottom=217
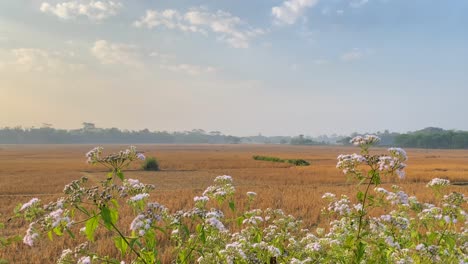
left=0, top=144, right=467, bottom=263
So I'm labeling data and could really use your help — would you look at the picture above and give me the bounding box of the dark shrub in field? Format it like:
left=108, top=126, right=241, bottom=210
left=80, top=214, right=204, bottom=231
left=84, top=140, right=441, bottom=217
left=285, top=159, right=310, bottom=166
left=142, top=157, right=159, bottom=171
left=253, top=155, right=310, bottom=166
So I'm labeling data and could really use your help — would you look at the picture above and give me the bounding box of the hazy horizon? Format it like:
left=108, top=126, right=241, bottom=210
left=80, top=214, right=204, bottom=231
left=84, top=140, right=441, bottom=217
left=1, top=0, right=467, bottom=137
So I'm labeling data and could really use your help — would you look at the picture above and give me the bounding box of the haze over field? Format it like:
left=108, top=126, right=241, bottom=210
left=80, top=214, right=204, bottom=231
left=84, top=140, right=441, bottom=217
left=1, top=0, right=467, bottom=136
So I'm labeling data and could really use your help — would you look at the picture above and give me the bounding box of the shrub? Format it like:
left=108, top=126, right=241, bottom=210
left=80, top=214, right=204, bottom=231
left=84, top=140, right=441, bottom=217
left=285, top=159, right=310, bottom=166
left=142, top=157, right=159, bottom=171
left=252, top=155, right=284, bottom=163
left=253, top=155, right=310, bottom=166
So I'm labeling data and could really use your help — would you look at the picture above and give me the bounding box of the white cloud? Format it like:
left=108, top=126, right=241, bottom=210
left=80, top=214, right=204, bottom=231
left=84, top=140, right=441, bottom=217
left=91, top=40, right=216, bottom=75
left=40, top=0, right=122, bottom=20
left=134, top=8, right=264, bottom=48
left=341, top=49, right=362, bottom=61
left=272, top=0, right=319, bottom=25
left=350, top=0, right=369, bottom=8
left=160, top=64, right=217, bottom=76
left=91, top=40, right=142, bottom=67
left=8, top=48, right=84, bottom=72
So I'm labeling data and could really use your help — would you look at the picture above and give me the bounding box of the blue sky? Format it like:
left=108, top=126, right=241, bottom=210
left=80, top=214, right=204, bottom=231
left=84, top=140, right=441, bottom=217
left=1, top=0, right=467, bottom=136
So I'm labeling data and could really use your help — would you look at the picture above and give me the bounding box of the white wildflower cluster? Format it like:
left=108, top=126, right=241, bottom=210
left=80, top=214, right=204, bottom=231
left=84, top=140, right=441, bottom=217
left=350, top=135, right=380, bottom=147
left=426, top=178, right=450, bottom=188
left=336, top=154, right=366, bottom=174
left=246, top=191, right=257, bottom=199
left=45, top=208, right=72, bottom=229
left=203, top=175, right=235, bottom=201
left=85, top=146, right=145, bottom=170
left=85, top=146, right=103, bottom=164
left=23, top=223, right=39, bottom=247
left=130, top=202, right=167, bottom=236
left=388, top=148, right=408, bottom=162
left=376, top=147, right=408, bottom=179
left=121, top=178, right=155, bottom=196
left=327, top=195, right=352, bottom=216
left=375, top=187, right=409, bottom=206
left=206, top=217, right=226, bottom=231
left=194, top=196, right=210, bottom=207
left=321, top=192, right=336, bottom=200
left=77, top=256, right=92, bottom=264
left=20, top=198, right=40, bottom=211
left=128, top=193, right=149, bottom=203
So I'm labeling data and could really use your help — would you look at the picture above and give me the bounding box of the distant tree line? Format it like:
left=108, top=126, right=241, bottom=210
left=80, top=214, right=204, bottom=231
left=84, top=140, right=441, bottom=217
left=0, top=123, right=241, bottom=144
left=1, top=124, right=467, bottom=149
left=393, top=127, right=468, bottom=149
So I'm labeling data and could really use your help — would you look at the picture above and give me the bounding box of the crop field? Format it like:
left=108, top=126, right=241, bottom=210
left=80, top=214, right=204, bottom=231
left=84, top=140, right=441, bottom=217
left=0, top=144, right=467, bottom=263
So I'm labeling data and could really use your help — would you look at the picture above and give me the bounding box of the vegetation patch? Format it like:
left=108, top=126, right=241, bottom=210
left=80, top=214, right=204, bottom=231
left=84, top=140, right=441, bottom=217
left=142, top=157, right=160, bottom=171
left=253, top=155, right=310, bottom=166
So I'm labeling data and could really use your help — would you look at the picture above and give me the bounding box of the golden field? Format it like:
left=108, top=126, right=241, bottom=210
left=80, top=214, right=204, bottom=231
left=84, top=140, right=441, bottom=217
left=0, top=144, right=467, bottom=263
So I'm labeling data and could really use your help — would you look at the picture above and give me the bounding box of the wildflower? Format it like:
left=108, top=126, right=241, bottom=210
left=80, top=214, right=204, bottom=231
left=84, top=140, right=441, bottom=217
left=246, top=191, right=257, bottom=198
left=77, top=256, right=91, bottom=264
left=136, top=153, right=146, bottom=160
left=336, top=154, right=366, bottom=174
left=46, top=209, right=71, bottom=228
left=350, top=135, right=380, bottom=147
left=388, top=147, right=408, bottom=161
left=130, top=214, right=152, bottom=236
left=321, top=192, right=336, bottom=199
left=427, top=178, right=450, bottom=188
left=57, top=249, right=73, bottom=263
left=194, top=196, right=209, bottom=203
left=20, top=198, right=40, bottom=211
left=415, top=244, right=425, bottom=251
left=206, top=217, right=226, bottom=231
left=23, top=223, right=39, bottom=247
left=128, top=193, right=149, bottom=202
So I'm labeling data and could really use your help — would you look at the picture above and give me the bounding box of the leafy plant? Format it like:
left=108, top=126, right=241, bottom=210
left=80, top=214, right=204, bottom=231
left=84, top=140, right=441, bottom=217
left=142, top=157, right=159, bottom=171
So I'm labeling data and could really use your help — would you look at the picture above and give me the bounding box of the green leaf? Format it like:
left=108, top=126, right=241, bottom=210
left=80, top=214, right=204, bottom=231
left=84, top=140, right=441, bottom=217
left=47, top=230, right=53, bottom=241
left=356, top=241, right=366, bottom=262
left=65, top=227, right=75, bottom=239
left=116, top=170, right=124, bottom=181
left=101, top=206, right=118, bottom=229
left=357, top=191, right=364, bottom=203
left=229, top=200, right=235, bottom=211
left=85, top=216, right=99, bottom=241
left=107, top=172, right=114, bottom=179
left=114, top=236, right=128, bottom=256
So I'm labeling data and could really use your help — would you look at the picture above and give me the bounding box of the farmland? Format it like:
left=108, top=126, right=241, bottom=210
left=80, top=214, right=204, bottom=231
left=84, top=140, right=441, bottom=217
left=0, top=144, right=467, bottom=263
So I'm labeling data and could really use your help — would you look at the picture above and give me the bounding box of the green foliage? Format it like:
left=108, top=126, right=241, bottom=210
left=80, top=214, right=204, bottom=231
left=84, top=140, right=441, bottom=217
left=285, top=159, right=310, bottom=166
left=142, top=157, right=160, bottom=171
left=252, top=155, right=284, bottom=163
left=253, top=155, right=310, bottom=166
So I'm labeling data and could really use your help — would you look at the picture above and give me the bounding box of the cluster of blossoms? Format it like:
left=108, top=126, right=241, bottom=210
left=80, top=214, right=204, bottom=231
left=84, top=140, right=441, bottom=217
left=130, top=202, right=167, bottom=236
left=85, top=146, right=145, bottom=172
left=427, top=178, right=451, bottom=188
left=350, top=134, right=380, bottom=148
left=202, top=175, right=236, bottom=202
left=336, top=154, right=366, bottom=175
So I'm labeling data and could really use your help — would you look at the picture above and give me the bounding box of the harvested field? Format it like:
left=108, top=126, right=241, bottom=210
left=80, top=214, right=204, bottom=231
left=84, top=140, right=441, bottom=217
left=0, top=144, right=467, bottom=263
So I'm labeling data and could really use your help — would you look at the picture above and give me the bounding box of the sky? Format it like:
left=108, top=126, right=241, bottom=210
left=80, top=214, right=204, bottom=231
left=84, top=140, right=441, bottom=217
left=0, top=0, right=467, bottom=136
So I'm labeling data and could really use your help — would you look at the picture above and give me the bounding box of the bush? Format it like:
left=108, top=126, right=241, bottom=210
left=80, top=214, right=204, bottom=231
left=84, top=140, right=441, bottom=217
left=142, top=157, right=159, bottom=171
left=285, top=159, right=310, bottom=166
left=252, top=155, right=284, bottom=163
left=253, top=155, right=310, bottom=166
